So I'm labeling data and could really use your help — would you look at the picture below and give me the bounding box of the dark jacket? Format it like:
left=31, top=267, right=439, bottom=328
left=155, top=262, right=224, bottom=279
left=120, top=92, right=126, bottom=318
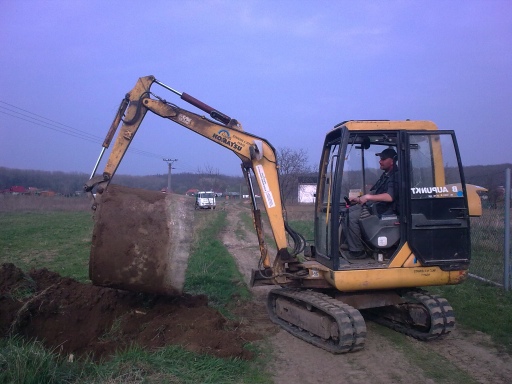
left=370, top=168, right=398, bottom=215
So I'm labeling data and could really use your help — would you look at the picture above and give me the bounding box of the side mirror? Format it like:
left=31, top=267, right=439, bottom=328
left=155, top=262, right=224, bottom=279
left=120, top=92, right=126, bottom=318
left=362, top=136, right=371, bottom=150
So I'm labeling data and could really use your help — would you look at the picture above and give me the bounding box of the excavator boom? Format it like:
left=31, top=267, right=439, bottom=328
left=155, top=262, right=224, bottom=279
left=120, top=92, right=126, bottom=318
left=86, top=76, right=299, bottom=294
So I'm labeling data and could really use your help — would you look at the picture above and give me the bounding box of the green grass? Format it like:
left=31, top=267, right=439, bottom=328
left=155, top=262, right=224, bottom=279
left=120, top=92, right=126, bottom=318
left=287, top=220, right=314, bottom=243
left=88, top=345, right=270, bottom=384
left=184, top=210, right=251, bottom=307
left=0, top=337, right=270, bottom=384
left=429, top=279, right=512, bottom=353
left=0, top=212, right=93, bottom=281
left=469, top=209, right=506, bottom=282
left=0, top=336, right=92, bottom=384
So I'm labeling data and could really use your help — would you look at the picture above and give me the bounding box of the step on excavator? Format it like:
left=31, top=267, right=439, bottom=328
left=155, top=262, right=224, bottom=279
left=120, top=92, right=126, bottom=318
left=85, top=76, right=483, bottom=353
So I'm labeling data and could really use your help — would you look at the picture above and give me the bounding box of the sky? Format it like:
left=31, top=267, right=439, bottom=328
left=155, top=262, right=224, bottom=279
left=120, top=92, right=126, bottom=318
left=1, top=0, right=511, bottom=177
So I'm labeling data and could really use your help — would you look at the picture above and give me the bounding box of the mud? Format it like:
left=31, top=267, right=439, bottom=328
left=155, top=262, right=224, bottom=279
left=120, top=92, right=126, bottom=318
left=90, top=184, right=192, bottom=295
left=0, top=263, right=261, bottom=361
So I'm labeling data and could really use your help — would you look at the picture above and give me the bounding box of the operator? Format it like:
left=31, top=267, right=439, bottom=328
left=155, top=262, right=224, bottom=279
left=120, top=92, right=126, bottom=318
left=344, top=147, right=399, bottom=259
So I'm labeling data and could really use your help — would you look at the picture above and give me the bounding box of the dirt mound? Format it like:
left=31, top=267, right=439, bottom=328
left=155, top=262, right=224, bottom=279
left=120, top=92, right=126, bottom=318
left=0, top=263, right=262, bottom=361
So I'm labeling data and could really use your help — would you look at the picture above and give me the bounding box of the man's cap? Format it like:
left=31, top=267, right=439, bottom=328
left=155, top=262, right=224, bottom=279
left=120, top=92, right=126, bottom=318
left=376, top=148, right=397, bottom=160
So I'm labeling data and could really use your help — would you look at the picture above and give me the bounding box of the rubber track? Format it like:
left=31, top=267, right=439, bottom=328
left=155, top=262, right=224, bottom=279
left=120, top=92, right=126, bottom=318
left=369, top=289, right=455, bottom=341
left=267, top=288, right=367, bottom=354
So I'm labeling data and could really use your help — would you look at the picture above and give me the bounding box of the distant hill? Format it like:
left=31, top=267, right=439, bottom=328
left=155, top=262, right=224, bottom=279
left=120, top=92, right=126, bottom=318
left=0, top=167, right=246, bottom=196
left=463, top=164, right=511, bottom=189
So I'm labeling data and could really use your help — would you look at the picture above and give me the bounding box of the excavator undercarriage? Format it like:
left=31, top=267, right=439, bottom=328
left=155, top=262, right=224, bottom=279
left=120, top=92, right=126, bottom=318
left=267, top=288, right=454, bottom=353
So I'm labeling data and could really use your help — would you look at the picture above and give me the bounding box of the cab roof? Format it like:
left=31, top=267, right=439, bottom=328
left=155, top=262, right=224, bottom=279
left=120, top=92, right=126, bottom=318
left=334, top=120, right=438, bottom=131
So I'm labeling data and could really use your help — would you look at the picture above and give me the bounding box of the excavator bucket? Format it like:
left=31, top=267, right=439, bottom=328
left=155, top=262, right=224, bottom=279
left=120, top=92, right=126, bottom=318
left=89, top=184, right=193, bottom=296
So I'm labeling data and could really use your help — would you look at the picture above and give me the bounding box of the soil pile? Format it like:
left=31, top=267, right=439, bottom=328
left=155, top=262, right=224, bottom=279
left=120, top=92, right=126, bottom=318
left=0, top=263, right=262, bottom=361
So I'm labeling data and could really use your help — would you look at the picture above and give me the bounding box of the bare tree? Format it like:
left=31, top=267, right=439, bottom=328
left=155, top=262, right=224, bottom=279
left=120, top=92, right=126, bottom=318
left=196, top=164, right=223, bottom=191
left=197, top=164, right=220, bottom=176
left=277, top=147, right=312, bottom=204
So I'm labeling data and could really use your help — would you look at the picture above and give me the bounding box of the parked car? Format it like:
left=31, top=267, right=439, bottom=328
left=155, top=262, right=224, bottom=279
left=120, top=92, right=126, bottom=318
left=195, top=191, right=216, bottom=209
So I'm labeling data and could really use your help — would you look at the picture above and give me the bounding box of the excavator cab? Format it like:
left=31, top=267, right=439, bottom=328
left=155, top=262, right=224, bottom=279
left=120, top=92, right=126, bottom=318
left=314, top=121, right=471, bottom=273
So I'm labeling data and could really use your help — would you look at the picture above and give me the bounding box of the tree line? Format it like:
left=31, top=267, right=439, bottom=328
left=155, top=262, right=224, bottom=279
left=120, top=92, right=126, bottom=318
left=0, top=167, right=245, bottom=196
left=0, top=147, right=314, bottom=202
left=2, top=160, right=510, bottom=204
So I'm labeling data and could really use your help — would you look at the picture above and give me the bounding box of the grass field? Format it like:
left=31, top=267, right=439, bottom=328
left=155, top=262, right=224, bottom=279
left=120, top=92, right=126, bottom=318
left=469, top=208, right=508, bottom=283
left=0, top=197, right=271, bottom=384
left=0, top=211, right=93, bottom=282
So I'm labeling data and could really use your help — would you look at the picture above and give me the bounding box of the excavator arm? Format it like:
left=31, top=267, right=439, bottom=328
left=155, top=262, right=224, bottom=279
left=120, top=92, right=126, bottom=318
left=85, top=75, right=302, bottom=280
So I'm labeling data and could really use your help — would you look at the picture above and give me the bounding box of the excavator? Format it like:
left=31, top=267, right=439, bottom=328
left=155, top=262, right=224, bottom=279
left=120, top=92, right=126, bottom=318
left=85, top=75, right=483, bottom=354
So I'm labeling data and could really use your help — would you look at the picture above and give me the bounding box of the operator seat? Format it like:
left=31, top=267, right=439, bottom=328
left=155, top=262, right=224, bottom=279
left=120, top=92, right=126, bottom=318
left=359, top=213, right=400, bottom=249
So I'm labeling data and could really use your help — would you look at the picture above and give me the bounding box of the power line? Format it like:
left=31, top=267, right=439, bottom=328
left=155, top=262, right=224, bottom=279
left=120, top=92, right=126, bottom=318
left=0, top=108, right=100, bottom=144
left=0, top=101, right=167, bottom=160
left=163, top=158, right=178, bottom=192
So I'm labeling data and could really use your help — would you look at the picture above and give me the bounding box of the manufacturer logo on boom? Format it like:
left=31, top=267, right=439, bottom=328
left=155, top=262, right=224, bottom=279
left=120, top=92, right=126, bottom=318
left=212, top=129, right=242, bottom=151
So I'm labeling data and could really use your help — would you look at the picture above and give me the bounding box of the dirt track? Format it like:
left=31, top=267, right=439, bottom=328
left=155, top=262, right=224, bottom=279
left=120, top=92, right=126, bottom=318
left=220, top=200, right=512, bottom=384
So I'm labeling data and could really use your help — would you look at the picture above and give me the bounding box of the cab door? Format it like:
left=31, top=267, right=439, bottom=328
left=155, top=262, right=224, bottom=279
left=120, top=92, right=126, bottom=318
left=404, top=131, right=471, bottom=270
left=314, top=128, right=344, bottom=270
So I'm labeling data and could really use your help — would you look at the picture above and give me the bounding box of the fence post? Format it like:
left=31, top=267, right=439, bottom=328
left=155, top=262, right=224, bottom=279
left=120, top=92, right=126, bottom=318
left=505, top=168, right=511, bottom=291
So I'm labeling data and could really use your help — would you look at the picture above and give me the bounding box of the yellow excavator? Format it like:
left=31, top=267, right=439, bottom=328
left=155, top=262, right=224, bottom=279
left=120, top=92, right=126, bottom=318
left=85, top=75, right=482, bottom=354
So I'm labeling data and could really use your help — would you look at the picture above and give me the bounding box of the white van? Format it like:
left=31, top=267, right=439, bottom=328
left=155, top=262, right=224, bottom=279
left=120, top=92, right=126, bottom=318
left=195, top=191, right=216, bottom=209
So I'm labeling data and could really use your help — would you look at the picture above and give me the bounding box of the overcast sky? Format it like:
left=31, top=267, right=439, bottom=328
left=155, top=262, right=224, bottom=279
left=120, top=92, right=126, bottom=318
left=1, top=0, right=511, bottom=177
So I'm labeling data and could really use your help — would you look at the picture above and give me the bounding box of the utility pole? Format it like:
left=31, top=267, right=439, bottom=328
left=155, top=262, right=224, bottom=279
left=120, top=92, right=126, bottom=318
left=163, top=158, right=178, bottom=193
